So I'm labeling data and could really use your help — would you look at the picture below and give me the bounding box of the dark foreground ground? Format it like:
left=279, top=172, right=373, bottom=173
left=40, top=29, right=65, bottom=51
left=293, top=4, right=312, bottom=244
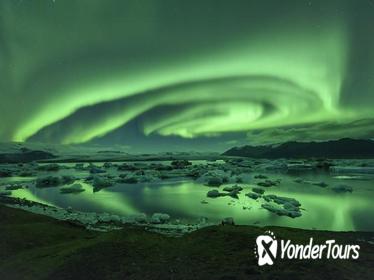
left=1, top=205, right=374, bottom=280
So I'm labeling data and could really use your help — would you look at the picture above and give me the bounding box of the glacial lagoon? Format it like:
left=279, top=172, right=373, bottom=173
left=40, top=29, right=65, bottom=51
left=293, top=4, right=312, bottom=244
left=1, top=160, right=374, bottom=232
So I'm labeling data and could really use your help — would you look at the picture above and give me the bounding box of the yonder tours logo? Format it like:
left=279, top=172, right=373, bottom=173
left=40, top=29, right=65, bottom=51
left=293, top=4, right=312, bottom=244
left=255, top=231, right=360, bottom=266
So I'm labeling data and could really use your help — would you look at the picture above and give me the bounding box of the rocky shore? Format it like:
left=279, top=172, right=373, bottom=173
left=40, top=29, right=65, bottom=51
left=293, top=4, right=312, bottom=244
left=1, top=204, right=374, bottom=280
left=0, top=196, right=214, bottom=236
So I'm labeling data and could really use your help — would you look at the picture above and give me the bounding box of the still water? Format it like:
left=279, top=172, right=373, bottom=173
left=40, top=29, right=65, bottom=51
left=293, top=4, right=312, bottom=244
left=2, top=163, right=374, bottom=232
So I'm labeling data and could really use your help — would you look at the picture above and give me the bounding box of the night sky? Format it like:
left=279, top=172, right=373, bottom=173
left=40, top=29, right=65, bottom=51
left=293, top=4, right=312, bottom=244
left=1, top=0, right=374, bottom=152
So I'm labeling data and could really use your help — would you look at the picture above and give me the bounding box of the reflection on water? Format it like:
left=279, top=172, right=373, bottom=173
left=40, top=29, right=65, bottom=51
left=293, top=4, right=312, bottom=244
left=2, top=168, right=374, bottom=232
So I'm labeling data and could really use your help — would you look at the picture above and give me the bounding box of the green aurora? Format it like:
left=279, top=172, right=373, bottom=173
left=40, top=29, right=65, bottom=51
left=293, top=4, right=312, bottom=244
left=1, top=0, right=374, bottom=152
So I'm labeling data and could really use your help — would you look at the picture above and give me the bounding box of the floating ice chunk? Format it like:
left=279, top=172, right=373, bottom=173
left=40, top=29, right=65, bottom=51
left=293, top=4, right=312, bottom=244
left=150, top=213, right=170, bottom=224
left=331, top=166, right=374, bottom=174
left=60, top=183, right=85, bottom=194
left=331, top=184, right=353, bottom=193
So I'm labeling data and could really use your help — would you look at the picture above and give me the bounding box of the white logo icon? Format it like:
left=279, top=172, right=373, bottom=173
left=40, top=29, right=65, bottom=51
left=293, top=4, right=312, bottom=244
left=255, top=231, right=277, bottom=266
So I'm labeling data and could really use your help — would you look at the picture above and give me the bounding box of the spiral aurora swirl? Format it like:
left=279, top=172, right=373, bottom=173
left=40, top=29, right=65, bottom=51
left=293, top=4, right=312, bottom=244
left=29, top=75, right=340, bottom=144
left=1, top=0, right=374, bottom=149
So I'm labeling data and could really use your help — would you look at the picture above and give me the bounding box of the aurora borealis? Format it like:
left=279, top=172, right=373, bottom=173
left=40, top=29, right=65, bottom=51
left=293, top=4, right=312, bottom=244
left=1, top=0, right=374, bottom=152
